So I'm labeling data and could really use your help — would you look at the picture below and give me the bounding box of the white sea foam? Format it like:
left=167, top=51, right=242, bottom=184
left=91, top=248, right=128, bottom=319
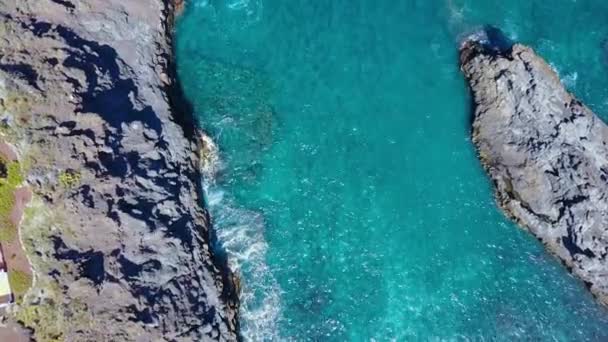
left=227, top=0, right=264, bottom=23
left=548, top=61, right=579, bottom=90
left=199, top=133, right=222, bottom=182
left=194, top=0, right=209, bottom=9
left=194, top=0, right=263, bottom=25
left=446, top=0, right=465, bottom=26
left=563, top=72, right=579, bottom=89
left=199, top=132, right=281, bottom=341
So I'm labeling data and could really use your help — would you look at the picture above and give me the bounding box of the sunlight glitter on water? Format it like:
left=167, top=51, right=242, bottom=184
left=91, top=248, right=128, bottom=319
left=178, top=0, right=608, bottom=339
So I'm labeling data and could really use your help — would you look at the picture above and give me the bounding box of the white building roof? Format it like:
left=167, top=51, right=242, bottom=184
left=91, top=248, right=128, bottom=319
left=0, top=271, right=12, bottom=305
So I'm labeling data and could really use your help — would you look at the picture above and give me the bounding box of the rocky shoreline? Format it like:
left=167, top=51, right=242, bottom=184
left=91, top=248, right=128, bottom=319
left=0, top=0, right=238, bottom=340
left=461, top=32, right=608, bottom=307
left=6, top=1, right=608, bottom=339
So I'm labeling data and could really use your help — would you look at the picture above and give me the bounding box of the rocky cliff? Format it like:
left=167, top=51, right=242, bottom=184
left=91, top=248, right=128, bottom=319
left=0, top=0, right=238, bottom=340
left=461, top=33, right=608, bottom=307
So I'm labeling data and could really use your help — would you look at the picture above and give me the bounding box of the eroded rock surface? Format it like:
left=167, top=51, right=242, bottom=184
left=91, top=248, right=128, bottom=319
left=461, top=36, right=608, bottom=306
left=0, top=0, right=238, bottom=340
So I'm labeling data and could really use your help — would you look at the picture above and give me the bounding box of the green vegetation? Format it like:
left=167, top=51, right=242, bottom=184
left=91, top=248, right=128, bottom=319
left=16, top=200, right=65, bottom=342
left=16, top=198, right=92, bottom=342
left=16, top=293, right=89, bottom=342
left=0, top=156, right=23, bottom=242
left=16, top=299, right=64, bottom=342
left=0, top=224, right=17, bottom=242
left=0, top=120, right=12, bottom=136
left=0, top=67, right=68, bottom=342
left=0, top=90, right=36, bottom=142
left=58, top=170, right=81, bottom=188
left=0, top=20, right=11, bottom=40
left=0, top=94, right=32, bottom=120
left=20, top=199, right=58, bottom=270
left=9, top=270, right=32, bottom=296
left=0, top=120, right=21, bottom=143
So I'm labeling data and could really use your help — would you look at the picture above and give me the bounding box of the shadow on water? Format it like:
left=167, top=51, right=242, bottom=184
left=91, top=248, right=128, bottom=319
left=482, top=25, right=515, bottom=54
left=167, top=54, right=242, bottom=330
left=174, top=39, right=282, bottom=337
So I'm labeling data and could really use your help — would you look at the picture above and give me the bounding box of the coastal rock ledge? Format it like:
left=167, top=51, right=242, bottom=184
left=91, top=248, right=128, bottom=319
left=461, top=37, right=608, bottom=306
left=0, top=0, right=238, bottom=341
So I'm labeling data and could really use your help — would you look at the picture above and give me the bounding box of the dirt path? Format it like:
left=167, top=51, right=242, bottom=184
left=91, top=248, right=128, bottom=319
left=0, top=142, right=17, bottom=162
left=0, top=320, right=31, bottom=341
left=0, top=141, right=32, bottom=341
left=7, top=187, right=33, bottom=278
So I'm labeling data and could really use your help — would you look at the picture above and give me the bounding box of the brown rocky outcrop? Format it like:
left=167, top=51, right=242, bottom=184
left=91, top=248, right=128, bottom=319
left=462, top=30, right=608, bottom=308
left=0, top=0, right=238, bottom=340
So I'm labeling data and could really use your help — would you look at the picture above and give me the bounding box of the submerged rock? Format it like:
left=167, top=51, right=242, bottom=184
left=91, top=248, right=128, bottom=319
left=0, top=0, right=238, bottom=341
left=461, top=33, right=608, bottom=306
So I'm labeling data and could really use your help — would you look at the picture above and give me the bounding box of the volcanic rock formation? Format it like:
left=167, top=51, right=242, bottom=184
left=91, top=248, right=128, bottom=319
left=0, top=0, right=238, bottom=340
left=461, top=33, right=608, bottom=307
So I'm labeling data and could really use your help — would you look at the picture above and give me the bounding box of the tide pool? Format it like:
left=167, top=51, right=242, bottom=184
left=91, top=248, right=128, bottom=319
left=176, top=1, right=608, bottom=340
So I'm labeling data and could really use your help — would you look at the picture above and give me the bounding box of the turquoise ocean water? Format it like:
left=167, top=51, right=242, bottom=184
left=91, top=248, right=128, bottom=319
left=176, top=1, right=608, bottom=340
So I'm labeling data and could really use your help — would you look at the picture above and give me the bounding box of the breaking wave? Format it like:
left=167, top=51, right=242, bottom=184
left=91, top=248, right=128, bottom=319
left=199, top=132, right=281, bottom=341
